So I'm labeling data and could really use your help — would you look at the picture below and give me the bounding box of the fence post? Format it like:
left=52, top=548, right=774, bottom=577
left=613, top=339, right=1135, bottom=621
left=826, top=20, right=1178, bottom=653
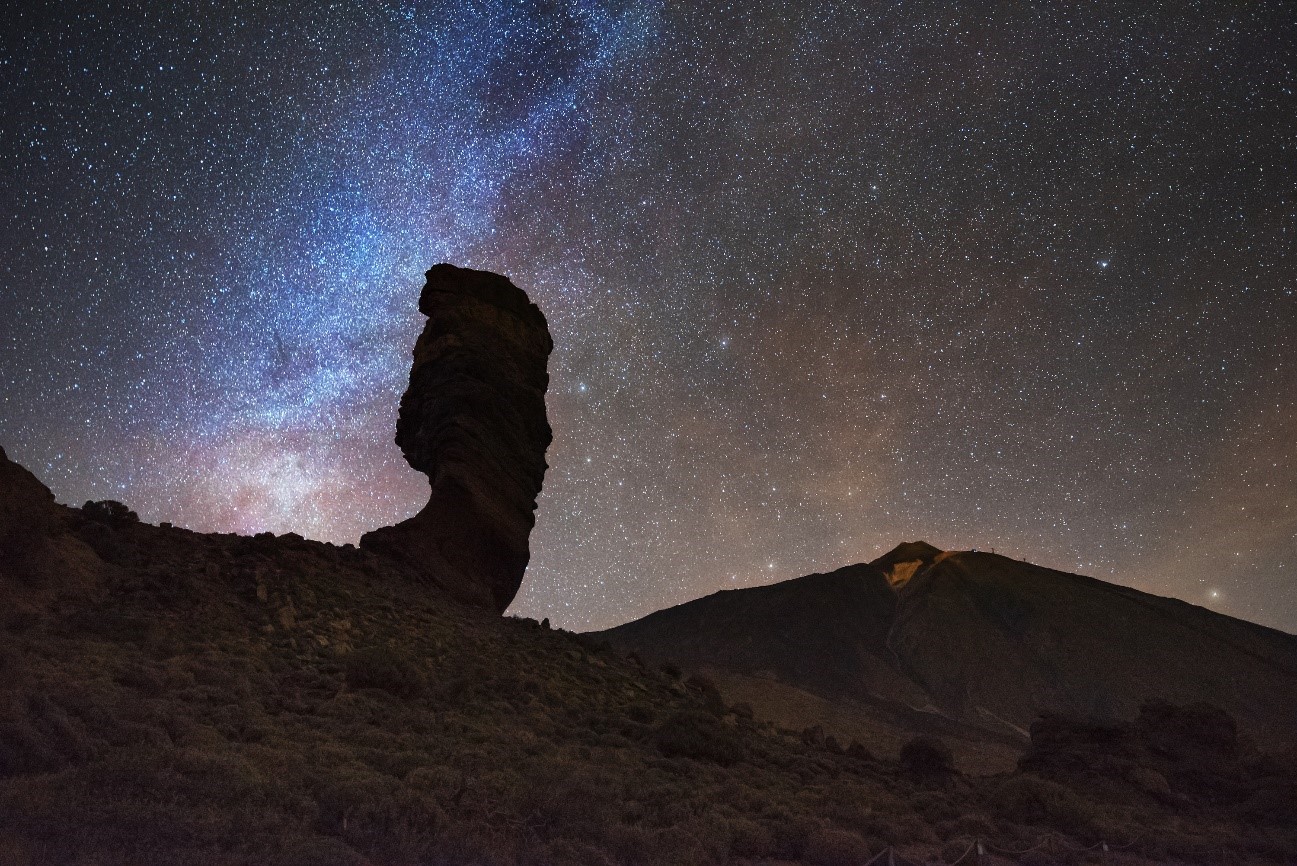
left=887, top=847, right=895, bottom=866
left=975, top=839, right=984, bottom=866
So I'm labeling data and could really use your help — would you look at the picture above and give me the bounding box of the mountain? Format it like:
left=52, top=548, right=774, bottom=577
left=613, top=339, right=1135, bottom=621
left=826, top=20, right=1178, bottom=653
left=596, top=543, right=1297, bottom=766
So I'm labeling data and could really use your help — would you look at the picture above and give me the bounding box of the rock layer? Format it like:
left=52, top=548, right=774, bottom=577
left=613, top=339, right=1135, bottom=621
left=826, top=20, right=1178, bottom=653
left=361, top=264, right=553, bottom=611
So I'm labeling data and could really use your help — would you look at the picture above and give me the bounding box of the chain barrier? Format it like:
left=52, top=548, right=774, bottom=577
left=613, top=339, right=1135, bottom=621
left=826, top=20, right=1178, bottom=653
left=946, top=840, right=978, bottom=865
left=869, top=832, right=1132, bottom=864
left=982, top=836, right=1051, bottom=856
left=861, top=848, right=890, bottom=866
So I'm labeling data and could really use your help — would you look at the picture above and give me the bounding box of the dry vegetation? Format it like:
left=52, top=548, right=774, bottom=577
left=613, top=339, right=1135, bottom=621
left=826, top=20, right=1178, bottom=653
left=1, top=506, right=1294, bottom=865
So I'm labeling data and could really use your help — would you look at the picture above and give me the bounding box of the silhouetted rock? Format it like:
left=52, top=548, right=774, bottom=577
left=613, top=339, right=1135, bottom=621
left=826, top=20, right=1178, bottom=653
left=0, top=446, right=60, bottom=585
left=1137, top=698, right=1240, bottom=760
left=1, top=444, right=53, bottom=515
left=361, top=264, right=553, bottom=611
left=1018, top=700, right=1297, bottom=818
left=1020, top=712, right=1143, bottom=776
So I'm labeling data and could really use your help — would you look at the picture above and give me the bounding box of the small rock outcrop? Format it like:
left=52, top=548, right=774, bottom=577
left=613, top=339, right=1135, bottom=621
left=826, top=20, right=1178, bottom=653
left=0, top=446, right=59, bottom=578
left=1019, top=700, right=1296, bottom=819
left=361, top=264, right=553, bottom=612
left=0, top=446, right=56, bottom=525
left=869, top=540, right=944, bottom=588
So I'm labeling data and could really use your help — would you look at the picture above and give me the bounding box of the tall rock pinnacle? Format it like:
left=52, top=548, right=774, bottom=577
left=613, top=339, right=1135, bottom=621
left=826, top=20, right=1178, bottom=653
left=361, top=264, right=553, bottom=611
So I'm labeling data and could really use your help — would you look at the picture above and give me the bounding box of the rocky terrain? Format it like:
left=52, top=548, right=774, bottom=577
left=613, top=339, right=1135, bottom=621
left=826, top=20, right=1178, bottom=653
left=2, top=267, right=1295, bottom=865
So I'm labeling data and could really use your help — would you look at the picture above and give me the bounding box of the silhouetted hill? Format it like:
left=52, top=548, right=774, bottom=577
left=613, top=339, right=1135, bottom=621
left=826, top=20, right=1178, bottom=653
left=596, top=543, right=1297, bottom=759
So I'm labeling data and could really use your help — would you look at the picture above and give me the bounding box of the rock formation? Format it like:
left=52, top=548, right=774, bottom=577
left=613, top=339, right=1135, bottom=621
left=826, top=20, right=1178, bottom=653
left=0, top=445, right=59, bottom=580
left=0, top=446, right=56, bottom=536
left=361, top=264, right=553, bottom=612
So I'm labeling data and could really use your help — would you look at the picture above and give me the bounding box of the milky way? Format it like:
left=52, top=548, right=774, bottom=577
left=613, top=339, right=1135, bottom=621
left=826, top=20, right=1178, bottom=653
left=2, top=3, right=1294, bottom=632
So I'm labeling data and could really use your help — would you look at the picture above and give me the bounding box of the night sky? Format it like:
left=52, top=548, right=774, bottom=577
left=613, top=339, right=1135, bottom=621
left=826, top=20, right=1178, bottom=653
left=2, top=3, right=1294, bottom=633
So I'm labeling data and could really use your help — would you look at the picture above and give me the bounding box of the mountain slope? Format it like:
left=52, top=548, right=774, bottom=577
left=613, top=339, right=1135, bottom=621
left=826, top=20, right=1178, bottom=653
left=596, top=543, right=1297, bottom=752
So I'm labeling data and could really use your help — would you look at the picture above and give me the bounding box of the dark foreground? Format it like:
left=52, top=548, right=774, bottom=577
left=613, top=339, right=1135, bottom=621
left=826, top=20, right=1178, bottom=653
left=2, top=461, right=1295, bottom=864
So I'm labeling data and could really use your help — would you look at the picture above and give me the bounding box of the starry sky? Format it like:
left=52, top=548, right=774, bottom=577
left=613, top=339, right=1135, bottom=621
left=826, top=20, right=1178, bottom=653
left=2, top=2, right=1294, bottom=633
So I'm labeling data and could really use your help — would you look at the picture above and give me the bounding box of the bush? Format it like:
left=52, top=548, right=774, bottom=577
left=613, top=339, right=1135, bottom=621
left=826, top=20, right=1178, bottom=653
left=727, top=818, right=776, bottom=858
left=268, top=834, right=369, bottom=866
left=82, top=500, right=139, bottom=523
left=541, top=838, right=616, bottom=866
left=0, top=720, right=64, bottom=776
left=990, top=775, right=1097, bottom=835
left=900, top=736, right=955, bottom=776
left=804, top=827, right=871, bottom=866
left=653, top=711, right=744, bottom=766
left=625, top=702, right=655, bottom=724
left=344, top=647, right=425, bottom=699
left=846, top=740, right=874, bottom=761
left=949, top=813, right=995, bottom=838
left=685, top=674, right=727, bottom=717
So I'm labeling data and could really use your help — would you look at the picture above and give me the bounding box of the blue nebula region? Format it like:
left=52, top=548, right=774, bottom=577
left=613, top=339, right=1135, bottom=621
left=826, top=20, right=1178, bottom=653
left=3, top=3, right=658, bottom=542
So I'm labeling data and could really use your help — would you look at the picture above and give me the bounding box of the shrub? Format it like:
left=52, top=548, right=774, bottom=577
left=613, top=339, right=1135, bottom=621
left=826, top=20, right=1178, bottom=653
left=685, top=674, right=727, bottom=717
left=625, top=702, right=655, bottom=724
left=802, top=725, right=826, bottom=747
left=912, top=791, right=957, bottom=823
left=846, top=740, right=874, bottom=761
left=268, top=834, right=369, bottom=866
left=653, top=711, right=744, bottom=766
left=949, top=813, right=995, bottom=838
left=878, top=812, right=938, bottom=845
left=541, top=838, right=616, bottom=866
left=804, top=827, right=871, bottom=866
left=513, top=763, right=620, bottom=837
left=727, top=818, right=776, bottom=858
left=344, top=647, right=425, bottom=699
left=647, top=826, right=709, bottom=864
left=0, top=720, right=63, bottom=776
left=990, top=775, right=1097, bottom=836
left=900, top=736, right=955, bottom=776
left=82, top=500, right=139, bottom=523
